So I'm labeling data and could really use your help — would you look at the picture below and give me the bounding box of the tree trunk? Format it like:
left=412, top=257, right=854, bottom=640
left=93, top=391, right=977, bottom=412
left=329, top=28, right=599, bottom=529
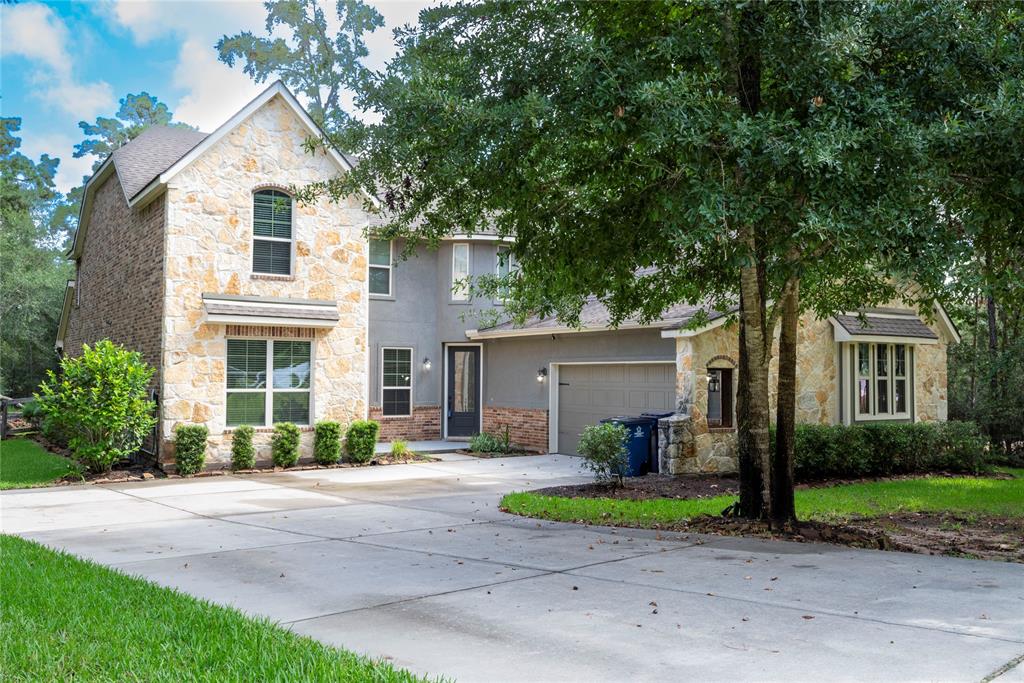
left=771, top=278, right=799, bottom=527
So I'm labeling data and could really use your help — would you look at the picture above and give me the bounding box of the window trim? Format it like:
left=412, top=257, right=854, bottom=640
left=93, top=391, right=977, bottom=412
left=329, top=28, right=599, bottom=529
left=251, top=188, right=295, bottom=277
left=851, top=342, right=912, bottom=422
left=380, top=346, right=414, bottom=417
left=451, top=242, right=470, bottom=302
left=494, top=244, right=515, bottom=304
left=225, top=337, right=314, bottom=427
left=368, top=238, right=393, bottom=298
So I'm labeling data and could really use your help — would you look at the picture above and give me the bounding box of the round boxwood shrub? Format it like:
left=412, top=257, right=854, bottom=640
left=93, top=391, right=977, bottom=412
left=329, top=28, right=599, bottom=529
left=314, top=421, right=342, bottom=465
left=231, top=425, right=256, bottom=470
left=173, top=424, right=209, bottom=475
left=271, top=422, right=301, bottom=468
left=345, top=420, right=380, bottom=464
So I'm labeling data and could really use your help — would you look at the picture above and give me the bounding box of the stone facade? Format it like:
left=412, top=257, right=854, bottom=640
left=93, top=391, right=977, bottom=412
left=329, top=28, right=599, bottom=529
left=663, top=308, right=950, bottom=474
left=483, top=406, right=549, bottom=452
left=63, top=172, right=166, bottom=386
left=370, top=405, right=442, bottom=442
left=158, top=94, right=369, bottom=469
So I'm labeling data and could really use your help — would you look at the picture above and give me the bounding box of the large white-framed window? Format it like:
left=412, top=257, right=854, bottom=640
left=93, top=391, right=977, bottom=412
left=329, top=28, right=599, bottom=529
left=252, top=189, right=293, bottom=276
left=381, top=347, right=413, bottom=416
left=854, top=342, right=911, bottom=420
left=369, top=238, right=392, bottom=296
left=495, top=244, right=515, bottom=302
left=226, top=338, right=312, bottom=426
left=451, top=242, right=470, bottom=301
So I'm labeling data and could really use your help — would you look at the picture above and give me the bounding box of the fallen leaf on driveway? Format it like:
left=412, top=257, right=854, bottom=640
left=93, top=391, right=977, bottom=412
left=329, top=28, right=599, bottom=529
left=801, top=615, right=814, bottom=620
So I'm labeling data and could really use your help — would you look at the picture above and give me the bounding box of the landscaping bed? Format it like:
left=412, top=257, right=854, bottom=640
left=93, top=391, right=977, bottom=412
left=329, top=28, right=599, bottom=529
left=457, top=448, right=536, bottom=459
left=502, top=469, right=1024, bottom=562
left=0, top=535, right=425, bottom=681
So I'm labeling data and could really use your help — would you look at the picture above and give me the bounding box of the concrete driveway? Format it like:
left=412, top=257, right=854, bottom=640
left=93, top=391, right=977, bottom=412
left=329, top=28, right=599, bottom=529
left=3, top=453, right=1022, bottom=682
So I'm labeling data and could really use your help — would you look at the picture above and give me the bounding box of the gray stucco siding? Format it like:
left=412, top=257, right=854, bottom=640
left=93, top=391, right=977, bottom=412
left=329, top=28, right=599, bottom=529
left=482, top=328, right=675, bottom=410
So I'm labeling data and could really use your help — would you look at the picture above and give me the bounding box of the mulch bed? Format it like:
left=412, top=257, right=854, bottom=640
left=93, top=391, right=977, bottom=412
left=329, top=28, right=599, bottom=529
left=22, top=432, right=437, bottom=487
left=528, top=472, right=1023, bottom=563
left=456, top=449, right=537, bottom=459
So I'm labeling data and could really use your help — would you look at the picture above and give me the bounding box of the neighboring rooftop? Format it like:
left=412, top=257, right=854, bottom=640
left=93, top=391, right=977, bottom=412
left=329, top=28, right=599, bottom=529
left=111, top=126, right=208, bottom=200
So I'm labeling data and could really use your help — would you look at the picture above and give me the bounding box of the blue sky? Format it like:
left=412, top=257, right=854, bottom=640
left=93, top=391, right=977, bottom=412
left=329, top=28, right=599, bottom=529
left=1, top=0, right=431, bottom=193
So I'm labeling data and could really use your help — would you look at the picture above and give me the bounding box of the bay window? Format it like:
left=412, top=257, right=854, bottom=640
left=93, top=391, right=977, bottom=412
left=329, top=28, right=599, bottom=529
left=854, top=342, right=910, bottom=420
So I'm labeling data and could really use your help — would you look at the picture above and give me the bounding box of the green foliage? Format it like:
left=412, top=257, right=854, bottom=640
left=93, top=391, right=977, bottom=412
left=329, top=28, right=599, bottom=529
left=217, top=0, right=383, bottom=131
left=74, top=93, right=194, bottom=174
left=314, top=420, right=343, bottom=465
left=19, top=399, right=43, bottom=425
left=173, top=424, right=209, bottom=476
left=35, top=340, right=156, bottom=473
left=345, top=420, right=379, bottom=464
left=468, top=432, right=503, bottom=453
left=271, top=422, right=301, bottom=468
left=0, top=117, right=73, bottom=397
left=577, top=423, right=629, bottom=486
left=0, top=536, right=425, bottom=681
left=231, top=425, right=256, bottom=470
left=776, top=422, right=989, bottom=482
left=389, top=439, right=410, bottom=457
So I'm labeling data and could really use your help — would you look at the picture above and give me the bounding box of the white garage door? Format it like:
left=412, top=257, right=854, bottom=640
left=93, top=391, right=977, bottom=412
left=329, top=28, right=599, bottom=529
left=557, top=363, right=676, bottom=455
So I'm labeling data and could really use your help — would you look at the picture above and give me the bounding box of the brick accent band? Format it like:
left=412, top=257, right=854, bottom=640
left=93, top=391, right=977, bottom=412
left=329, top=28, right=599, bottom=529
left=483, top=406, right=549, bottom=453
left=370, top=405, right=442, bottom=442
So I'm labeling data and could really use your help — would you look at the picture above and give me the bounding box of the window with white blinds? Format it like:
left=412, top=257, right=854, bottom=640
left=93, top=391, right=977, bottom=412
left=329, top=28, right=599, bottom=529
left=253, top=189, right=293, bottom=275
left=226, top=339, right=311, bottom=426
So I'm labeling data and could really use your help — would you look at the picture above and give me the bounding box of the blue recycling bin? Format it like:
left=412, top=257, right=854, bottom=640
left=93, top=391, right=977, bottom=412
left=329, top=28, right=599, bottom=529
left=599, top=416, right=654, bottom=477
left=641, top=411, right=675, bottom=474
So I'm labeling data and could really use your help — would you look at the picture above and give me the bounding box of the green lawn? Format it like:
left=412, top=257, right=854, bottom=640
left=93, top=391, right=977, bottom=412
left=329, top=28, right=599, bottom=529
left=501, top=469, right=1024, bottom=527
left=0, top=438, right=78, bottom=490
left=0, top=535, right=428, bottom=682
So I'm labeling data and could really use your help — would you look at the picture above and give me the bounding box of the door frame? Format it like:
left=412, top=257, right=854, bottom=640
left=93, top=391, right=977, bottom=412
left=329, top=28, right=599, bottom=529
left=548, top=359, right=676, bottom=454
left=442, top=342, right=483, bottom=439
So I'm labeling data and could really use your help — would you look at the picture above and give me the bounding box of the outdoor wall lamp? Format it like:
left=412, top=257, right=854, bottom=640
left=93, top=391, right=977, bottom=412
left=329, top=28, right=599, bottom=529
left=537, top=367, right=548, bottom=382
left=707, top=370, right=720, bottom=393
left=423, top=357, right=432, bottom=371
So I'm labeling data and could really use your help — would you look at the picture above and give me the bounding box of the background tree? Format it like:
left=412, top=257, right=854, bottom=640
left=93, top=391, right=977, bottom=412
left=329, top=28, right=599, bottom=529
left=217, top=0, right=384, bottom=131
left=300, top=0, right=976, bottom=524
left=0, top=117, right=73, bottom=396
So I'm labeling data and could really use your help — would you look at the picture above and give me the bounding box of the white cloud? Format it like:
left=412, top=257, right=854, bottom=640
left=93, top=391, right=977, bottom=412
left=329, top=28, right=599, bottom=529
left=171, top=38, right=264, bottom=132
left=18, top=128, right=95, bottom=195
left=0, top=3, right=114, bottom=119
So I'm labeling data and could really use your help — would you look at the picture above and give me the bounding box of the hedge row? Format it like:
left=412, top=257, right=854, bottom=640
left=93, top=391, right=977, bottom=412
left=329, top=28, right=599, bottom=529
left=771, top=421, right=989, bottom=482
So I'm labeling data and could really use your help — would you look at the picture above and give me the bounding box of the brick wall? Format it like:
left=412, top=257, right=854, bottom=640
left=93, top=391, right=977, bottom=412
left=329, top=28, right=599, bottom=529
left=483, top=406, right=549, bottom=453
left=370, top=405, right=442, bottom=442
left=63, top=173, right=165, bottom=386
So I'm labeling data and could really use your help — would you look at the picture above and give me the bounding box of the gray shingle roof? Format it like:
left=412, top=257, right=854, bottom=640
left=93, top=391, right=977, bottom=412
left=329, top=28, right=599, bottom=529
left=112, top=126, right=208, bottom=199
left=481, top=298, right=731, bottom=334
left=834, top=314, right=937, bottom=339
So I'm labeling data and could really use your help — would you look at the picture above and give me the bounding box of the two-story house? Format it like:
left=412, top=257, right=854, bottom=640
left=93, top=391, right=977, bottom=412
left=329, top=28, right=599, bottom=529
left=57, top=81, right=960, bottom=473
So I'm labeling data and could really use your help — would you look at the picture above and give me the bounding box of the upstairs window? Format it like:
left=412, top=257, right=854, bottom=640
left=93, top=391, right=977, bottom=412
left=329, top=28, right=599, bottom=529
left=451, top=243, right=470, bottom=301
left=369, top=238, right=392, bottom=296
left=495, top=245, right=515, bottom=301
left=253, top=189, right=293, bottom=276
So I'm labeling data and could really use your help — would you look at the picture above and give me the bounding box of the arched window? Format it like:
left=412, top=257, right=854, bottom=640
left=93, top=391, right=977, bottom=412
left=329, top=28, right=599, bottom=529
left=252, top=189, right=293, bottom=275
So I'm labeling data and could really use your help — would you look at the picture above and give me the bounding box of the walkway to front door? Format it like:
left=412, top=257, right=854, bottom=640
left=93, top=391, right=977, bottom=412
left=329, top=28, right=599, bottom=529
left=445, top=344, right=481, bottom=437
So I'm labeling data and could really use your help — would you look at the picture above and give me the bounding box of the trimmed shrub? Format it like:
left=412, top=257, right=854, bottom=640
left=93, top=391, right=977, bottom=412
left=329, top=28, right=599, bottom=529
left=314, top=421, right=343, bottom=465
left=173, top=424, right=209, bottom=475
left=231, top=425, right=256, bottom=470
left=271, top=422, right=301, bottom=468
left=577, top=422, right=629, bottom=486
left=36, top=340, right=157, bottom=473
left=778, top=420, right=988, bottom=482
left=345, top=420, right=379, bottom=464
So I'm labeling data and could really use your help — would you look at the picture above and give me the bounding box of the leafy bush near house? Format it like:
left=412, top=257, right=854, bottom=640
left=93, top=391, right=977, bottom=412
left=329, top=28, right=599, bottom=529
left=778, top=421, right=989, bottom=482
left=173, top=424, right=209, bottom=475
left=345, top=420, right=379, bottom=464
left=314, top=421, right=342, bottom=465
left=271, top=423, right=301, bottom=468
left=35, top=340, right=157, bottom=473
left=469, top=425, right=513, bottom=453
left=231, top=425, right=256, bottom=470
left=389, top=439, right=410, bottom=457
left=577, top=422, right=629, bottom=486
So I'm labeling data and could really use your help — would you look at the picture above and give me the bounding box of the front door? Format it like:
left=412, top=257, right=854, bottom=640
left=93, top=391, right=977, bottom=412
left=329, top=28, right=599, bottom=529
left=446, top=345, right=481, bottom=437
